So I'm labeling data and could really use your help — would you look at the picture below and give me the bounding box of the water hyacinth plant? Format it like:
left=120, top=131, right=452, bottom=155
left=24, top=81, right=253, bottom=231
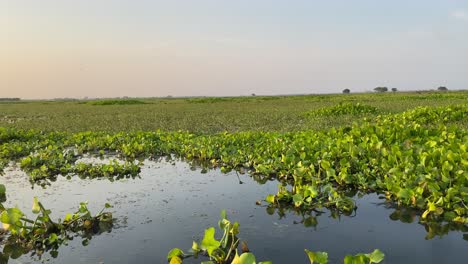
left=0, top=184, right=113, bottom=261
left=167, top=210, right=385, bottom=264
left=1, top=105, right=467, bottom=224
left=305, top=103, right=380, bottom=117
left=0, top=103, right=466, bottom=262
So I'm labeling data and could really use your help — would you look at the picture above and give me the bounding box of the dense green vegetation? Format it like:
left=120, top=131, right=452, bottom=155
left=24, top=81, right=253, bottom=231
left=0, top=104, right=466, bottom=224
left=0, top=91, right=466, bottom=133
left=85, top=99, right=148, bottom=106
left=0, top=91, right=467, bottom=263
left=305, top=102, right=380, bottom=117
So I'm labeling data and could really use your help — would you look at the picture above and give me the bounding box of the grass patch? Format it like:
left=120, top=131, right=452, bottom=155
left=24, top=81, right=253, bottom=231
left=305, top=102, right=380, bottom=117
left=87, top=99, right=147, bottom=106
left=0, top=91, right=466, bottom=133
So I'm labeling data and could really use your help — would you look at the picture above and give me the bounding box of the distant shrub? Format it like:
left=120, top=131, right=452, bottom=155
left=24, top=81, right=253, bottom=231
left=186, top=97, right=230, bottom=103
left=87, top=99, right=147, bottom=106
left=391, top=88, right=398, bottom=92
left=342, top=89, right=351, bottom=94
left=0, top=98, right=21, bottom=101
left=306, top=102, right=380, bottom=117
left=437, top=86, right=448, bottom=91
left=187, top=96, right=280, bottom=104
left=374, top=87, right=388, bottom=93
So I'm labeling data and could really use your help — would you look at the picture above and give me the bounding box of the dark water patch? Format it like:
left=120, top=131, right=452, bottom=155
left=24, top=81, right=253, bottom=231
left=0, top=161, right=466, bottom=263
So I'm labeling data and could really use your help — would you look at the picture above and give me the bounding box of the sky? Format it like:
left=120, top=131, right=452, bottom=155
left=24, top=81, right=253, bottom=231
left=1, top=0, right=468, bottom=99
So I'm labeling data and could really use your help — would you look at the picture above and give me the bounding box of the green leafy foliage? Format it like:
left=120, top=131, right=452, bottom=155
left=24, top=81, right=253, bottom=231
left=1, top=104, right=467, bottom=224
left=86, top=99, right=147, bottom=105
left=343, top=249, right=385, bottom=264
left=0, top=104, right=467, bottom=263
left=1, top=91, right=467, bottom=133
left=306, top=103, right=380, bottom=117
left=305, top=249, right=328, bottom=264
left=0, top=186, right=113, bottom=261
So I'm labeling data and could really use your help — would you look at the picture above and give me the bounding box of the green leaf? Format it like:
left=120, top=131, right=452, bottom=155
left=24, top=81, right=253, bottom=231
left=1, top=207, right=24, bottom=227
left=170, top=256, right=183, bottom=264
left=343, top=254, right=369, bottom=264
left=293, top=193, right=303, bottom=207
left=367, top=249, right=385, bottom=263
left=397, top=188, right=411, bottom=200
left=192, top=241, right=200, bottom=252
left=48, top=233, right=58, bottom=244
left=305, top=249, right=328, bottom=264
left=32, top=197, right=41, bottom=214
left=320, top=160, right=331, bottom=170
left=231, top=221, right=240, bottom=235
left=306, top=186, right=318, bottom=198
left=220, top=209, right=227, bottom=220
left=236, top=252, right=256, bottom=264
left=64, top=213, right=73, bottom=222
left=201, top=227, right=221, bottom=256
left=265, top=194, right=275, bottom=203
left=167, top=248, right=184, bottom=260
left=3, top=244, right=24, bottom=259
left=0, top=184, right=5, bottom=195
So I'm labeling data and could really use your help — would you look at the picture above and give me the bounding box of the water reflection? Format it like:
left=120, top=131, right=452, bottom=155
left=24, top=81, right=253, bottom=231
left=0, top=159, right=466, bottom=263
left=264, top=200, right=468, bottom=242
left=0, top=222, right=113, bottom=263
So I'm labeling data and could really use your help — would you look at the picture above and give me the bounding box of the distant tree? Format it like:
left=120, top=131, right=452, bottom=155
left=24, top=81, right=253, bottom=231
left=374, top=87, right=388, bottom=93
left=342, top=89, right=350, bottom=94
left=391, top=88, right=398, bottom=92
left=251, top=93, right=256, bottom=96
left=437, top=86, right=448, bottom=91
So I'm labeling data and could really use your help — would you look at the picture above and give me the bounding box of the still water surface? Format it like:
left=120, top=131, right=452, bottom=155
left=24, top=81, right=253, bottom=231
left=1, top=159, right=466, bottom=263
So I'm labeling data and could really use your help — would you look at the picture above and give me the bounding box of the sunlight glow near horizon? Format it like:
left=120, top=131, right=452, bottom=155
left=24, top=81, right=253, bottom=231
left=1, top=0, right=468, bottom=99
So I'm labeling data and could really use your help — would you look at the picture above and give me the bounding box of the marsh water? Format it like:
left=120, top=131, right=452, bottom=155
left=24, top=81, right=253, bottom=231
left=1, top=159, right=466, bottom=263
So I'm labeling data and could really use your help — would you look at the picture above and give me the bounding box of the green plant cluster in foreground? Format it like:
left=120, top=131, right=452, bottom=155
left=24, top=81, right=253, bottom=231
left=305, top=102, right=380, bottom=117
left=0, top=184, right=113, bottom=262
left=167, top=210, right=385, bottom=264
left=0, top=105, right=467, bottom=225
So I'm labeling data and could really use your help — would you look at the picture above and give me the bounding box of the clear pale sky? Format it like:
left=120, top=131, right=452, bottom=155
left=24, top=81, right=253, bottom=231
left=1, top=0, right=467, bottom=99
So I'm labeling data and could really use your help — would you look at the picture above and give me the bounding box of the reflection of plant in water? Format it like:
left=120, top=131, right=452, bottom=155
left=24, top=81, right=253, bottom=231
left=0, top=184, right=113, bottom=263
left=265, top=195, right=468, bottom=241
left=388, top=207, right=468, bottom=241
left=167, top=210, right=385, bottom=264
left=265, top=203, right=354, bottom=229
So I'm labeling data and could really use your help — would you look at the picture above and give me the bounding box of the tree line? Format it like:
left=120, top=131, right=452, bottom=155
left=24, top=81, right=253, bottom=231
left=0, top=98, right=21, bottom=101
left=342, top=86, right=449, bottom=94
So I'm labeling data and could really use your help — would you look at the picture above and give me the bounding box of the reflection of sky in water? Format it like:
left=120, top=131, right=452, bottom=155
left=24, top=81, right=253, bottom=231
left=1, top=160, right=466, bottom=263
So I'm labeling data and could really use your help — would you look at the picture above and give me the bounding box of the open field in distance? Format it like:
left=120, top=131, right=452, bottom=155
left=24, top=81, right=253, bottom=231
left=0, top=91, right=467, bottom=133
